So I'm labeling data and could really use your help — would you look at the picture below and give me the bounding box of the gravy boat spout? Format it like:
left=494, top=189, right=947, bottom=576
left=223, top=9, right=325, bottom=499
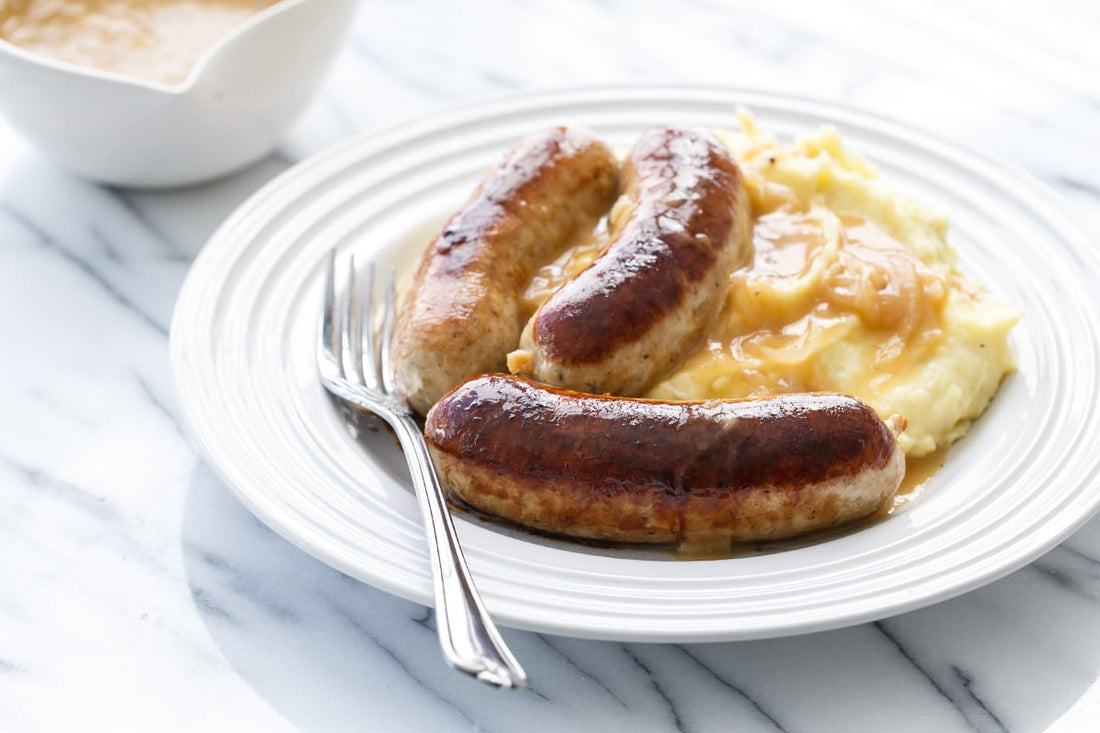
left=0, top=0, right=358, bottom=188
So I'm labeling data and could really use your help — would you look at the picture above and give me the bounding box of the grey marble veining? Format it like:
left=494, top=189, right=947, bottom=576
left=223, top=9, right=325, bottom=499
left=3, top=1, right=1100, bottom=731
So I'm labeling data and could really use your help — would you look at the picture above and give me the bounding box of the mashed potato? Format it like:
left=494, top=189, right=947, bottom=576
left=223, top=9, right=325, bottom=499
left=643, top=112, right=1018, bottom=456
left=523, top=113, right=1018, bottom=456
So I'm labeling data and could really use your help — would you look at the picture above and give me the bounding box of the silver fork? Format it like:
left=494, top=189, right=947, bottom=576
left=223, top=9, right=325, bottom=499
left=318, top=249, right=527, bottom=689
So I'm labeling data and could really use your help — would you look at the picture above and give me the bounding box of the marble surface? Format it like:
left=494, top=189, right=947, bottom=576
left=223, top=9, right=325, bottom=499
left=3, top=1, right=1100, bottom=730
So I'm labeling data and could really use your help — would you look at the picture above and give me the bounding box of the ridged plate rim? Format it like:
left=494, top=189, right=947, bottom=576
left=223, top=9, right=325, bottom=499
left=170, top=85, right=1100, bottom=642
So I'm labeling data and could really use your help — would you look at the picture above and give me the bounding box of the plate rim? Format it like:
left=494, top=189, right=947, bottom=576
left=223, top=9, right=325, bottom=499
left=171, top=83, right=1100, bottom=642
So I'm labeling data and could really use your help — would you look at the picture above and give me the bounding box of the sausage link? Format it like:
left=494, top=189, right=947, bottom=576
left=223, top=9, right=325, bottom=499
left=392, top=127, right=619, bottom=415
left=425, top=375, right=905, bottom=546
left=510, top=126, right=752, bottom=395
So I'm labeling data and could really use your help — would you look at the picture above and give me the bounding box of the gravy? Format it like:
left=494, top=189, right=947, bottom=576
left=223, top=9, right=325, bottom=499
left=0, top=0, right=281, bottom=85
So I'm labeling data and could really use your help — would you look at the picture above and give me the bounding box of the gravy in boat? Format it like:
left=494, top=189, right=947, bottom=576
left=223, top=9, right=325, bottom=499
left=0, top=0, right=281, bottom=85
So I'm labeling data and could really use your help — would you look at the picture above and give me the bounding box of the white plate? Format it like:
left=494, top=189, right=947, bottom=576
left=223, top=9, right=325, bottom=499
left=171, top=86, right=1100, bottom=642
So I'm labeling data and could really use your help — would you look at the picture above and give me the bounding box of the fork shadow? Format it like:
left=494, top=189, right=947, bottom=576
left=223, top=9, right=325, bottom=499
left=181, top=459, right=1100, bottom=732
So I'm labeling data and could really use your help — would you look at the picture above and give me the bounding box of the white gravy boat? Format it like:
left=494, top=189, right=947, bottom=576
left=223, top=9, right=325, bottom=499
left=0, top=0, right=358, bottom=188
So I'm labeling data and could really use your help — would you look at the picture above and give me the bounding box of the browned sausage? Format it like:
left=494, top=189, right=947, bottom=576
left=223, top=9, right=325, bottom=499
left=508, top=126, right=752, bottom=396
left=392, top=127, right=619, bottom=415
left=424, top=374, right=905, bottom=547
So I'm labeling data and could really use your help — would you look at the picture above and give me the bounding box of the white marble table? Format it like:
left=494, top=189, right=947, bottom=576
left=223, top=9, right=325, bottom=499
left=4, top=1, right=1100, bottom=730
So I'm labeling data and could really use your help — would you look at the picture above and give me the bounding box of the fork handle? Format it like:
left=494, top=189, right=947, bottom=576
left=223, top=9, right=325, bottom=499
left=388, top=414, right=528, bottom=689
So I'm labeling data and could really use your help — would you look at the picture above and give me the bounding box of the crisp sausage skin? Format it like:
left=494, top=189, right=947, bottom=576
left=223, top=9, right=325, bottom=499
left=424, top=375, right=906, bottom=546
left=509, top=126, right=752, bottom=396
left=392, top=127, right=618, bottom=416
